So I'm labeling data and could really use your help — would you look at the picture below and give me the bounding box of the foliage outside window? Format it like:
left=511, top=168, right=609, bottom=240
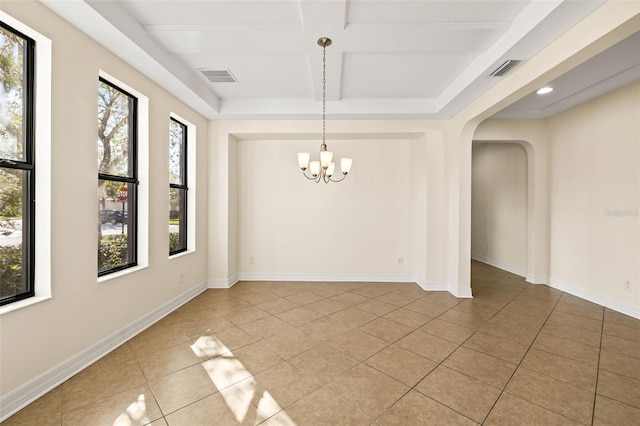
left=0, top=22, right=35, bottom=305
left=169, top=118, right=187, bottom=255
left=98, top=78, right=138, bottom=275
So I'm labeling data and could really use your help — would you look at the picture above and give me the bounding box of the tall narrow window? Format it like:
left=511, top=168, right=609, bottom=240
left=169, top=118, right=187, bottom=255
left=0, top=22, right=35, bottom=306
left=97, top=78, right=137, bottom=275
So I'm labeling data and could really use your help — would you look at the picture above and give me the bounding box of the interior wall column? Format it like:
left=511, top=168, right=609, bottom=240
left=207, top=121, right=236, bottom=287
left=447, top=120, right=481, bottom=297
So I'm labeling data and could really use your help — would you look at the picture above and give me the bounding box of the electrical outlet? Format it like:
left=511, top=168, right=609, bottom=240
left=178, top=273, right=184, bottom=284
left=397, top=257, right=404, bottom=266
left=624, top=280, right=632, bottom=291
left=249, top=256, right=255, bottom=265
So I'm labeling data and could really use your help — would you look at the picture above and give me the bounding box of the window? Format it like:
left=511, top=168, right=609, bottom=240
left=0, top=22, right=35, bottom=306
left=169, top=118, right=187, bottom=255
left=97, top=78, right=138, bottom=275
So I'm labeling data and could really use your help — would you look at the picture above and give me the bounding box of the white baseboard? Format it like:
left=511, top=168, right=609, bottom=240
left=451, top=286, right=473, bottom=298
left=471, top=253, right=527, bottom=278
left=235, top=274, right=471, bottom=299
left=548, top=277, right=640, bottom=320
left=207, top=274, right=238, bottom=289
left=525, top=273, right=549, bottom=285
left=416, top=280, right=449, bottom=291
left=229, top=274, right=239, bottom=287
left=236, top=272, right=417, bottom=283
left=0, top=281, right=208, bottom=422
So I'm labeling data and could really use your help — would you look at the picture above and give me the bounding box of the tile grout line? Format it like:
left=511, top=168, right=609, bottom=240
left=470, top=279, right=534, bottom=425
left=255, top=286, right=417, bottom=425
left=370, top=271, right=516, bottom=425
left=276, top=284, right=479, bottom=424
left=590, top=308, right=606, bottom=426
left=477, top=282, right=576, bottom=425
left=484, top=289, right=604, bottom=425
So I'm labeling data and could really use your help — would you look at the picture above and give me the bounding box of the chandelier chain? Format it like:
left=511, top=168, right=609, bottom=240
left=322, top=43, right=327, bottom=145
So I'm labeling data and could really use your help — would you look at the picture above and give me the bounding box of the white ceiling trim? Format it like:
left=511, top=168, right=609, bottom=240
left=143, top=24, right=306, bottom=31
left=435, top=0, right=563, bottom=111
left=40, top=0, right=221, bottom=118
left=219, top=97, right=440, bottom=120
left=344, top=21, right=513, bottom=30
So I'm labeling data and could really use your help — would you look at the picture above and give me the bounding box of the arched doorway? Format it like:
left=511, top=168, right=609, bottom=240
left=471, top=142, right=528, bottom=278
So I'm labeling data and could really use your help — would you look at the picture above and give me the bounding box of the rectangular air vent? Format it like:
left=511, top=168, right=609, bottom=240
left=201, top=69, right=237, bottom=83
left=489, top=60, right=522, bottom=77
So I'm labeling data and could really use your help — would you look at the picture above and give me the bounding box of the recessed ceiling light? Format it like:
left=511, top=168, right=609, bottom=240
left=537, top=86, right=554, bottom=95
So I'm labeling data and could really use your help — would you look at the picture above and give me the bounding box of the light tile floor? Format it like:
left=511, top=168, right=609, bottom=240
left=4, top=261, right=640, bottom=425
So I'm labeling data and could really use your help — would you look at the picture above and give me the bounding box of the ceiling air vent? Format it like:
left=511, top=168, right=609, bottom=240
left=489, top=60, right=522, bottom=77
left=201, top=69, right=238, bottom=83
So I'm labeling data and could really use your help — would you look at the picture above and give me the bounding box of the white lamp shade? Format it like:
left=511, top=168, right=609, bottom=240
left=298, top=152, right=310, bottom=169
left=320, top=150, right=333, bottom=168
left=326, top=162, right=336, bottom=177
left=341, top=157, right=353, bottom=174
left=309, top=161, right=321, bottom=177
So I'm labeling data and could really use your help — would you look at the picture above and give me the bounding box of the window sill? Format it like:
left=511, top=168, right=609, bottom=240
left=169, top=249, right=195, bottom=260
left=0, top=295, right=52, bottom=316
left=98, top=264, right=148, bottom=283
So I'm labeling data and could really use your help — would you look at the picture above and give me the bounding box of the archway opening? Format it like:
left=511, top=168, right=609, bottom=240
left=471, top=141, right=529, bottom=292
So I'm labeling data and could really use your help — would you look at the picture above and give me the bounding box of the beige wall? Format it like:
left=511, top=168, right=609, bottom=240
left=471, top=143, right=528, bottom=275
left=473, top=81, right=640, bottom=317
left=207, top=120, right=451, bottom=291
left=0, top=0, right=209, bottom=401
left=454, top=2, right=640, bottom=298
left=548, top=81, right=640, bottom=312
left=237, top=138, right=413, bottom=280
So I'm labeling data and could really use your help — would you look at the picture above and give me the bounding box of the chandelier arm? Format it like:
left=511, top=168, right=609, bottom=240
left=301, top=170, right=319, bottom=181
left=328, top=174, right=347, bottom=183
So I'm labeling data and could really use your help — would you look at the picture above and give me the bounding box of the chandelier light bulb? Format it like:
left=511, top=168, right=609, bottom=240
left=298, top=152, right=310, bottom=170
left=341, top=157, right=353, bottom=175
left=326, top=162, right=336, bottom=177
left=309, top=161, right=321, bottom=177
left=320, top=150, right=333, bottom=169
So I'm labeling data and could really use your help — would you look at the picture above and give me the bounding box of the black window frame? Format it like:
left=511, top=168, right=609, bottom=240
left=97, top=77, right=138, bottom=276
left=0, top=21, right=36, bottom=306
left=169, top=117, right=188, bottom=255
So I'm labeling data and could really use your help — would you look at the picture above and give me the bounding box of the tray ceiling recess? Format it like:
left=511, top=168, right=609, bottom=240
left=41, top=0, right=614, bottom=119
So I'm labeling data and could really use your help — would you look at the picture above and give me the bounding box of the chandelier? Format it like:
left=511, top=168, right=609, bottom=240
left=297, top=37, right=352, bottom=183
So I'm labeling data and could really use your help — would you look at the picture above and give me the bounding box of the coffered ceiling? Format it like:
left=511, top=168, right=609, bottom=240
left=40, top=0, right=631, bottom=120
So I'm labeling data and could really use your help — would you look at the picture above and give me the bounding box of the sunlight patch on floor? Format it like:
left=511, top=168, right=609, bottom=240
left=220, top=377, right=256, bottom=422
left=112, top=394, right=149, bottom=426
left=214, top=356, right=252, bottom=384
left=202, top=359, right=233, bottom=390
left=192, top=336, right=230, bottom=357
left=257, top=391, right=295, bottom=425
left=196, top=335, right=295, bottom=424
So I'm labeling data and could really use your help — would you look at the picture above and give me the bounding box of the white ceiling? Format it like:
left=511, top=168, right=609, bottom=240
left=39, top=0, right=634, bottom=120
